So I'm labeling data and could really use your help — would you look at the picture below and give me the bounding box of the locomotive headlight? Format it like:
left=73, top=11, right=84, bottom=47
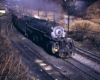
left=52, top=43, right=59, bottom=54
left=53, top=45, right=59, bottom=52
left=53, top=46, right=59, bottom=52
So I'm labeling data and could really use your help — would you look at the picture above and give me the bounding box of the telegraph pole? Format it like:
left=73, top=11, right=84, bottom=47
left=0, top=17, right=1, bottom=36
left=63, top=0, right=70, bottom=36
left=67, top=6, right=70, bottom=36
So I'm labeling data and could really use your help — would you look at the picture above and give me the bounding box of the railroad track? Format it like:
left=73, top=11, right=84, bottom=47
left=2, top=22, right=49, bottom=80
left=6, top=23, right=70, bottom=80
left=2, top=12, right=100, bottom=80
left=73, top=19, right=100, bottom=65
left=7, top=14, right=99, bottom=80
left=64, top=58, right=100, bottom=80
left=0, top=15, right=9, bottom=19
left=0, top=11, right=11, bottom=20
left=12, top=23, right=100, bottom=80
left=12, top=22, right=91, bottom=80
left=75, top=46, right=100, bottom=64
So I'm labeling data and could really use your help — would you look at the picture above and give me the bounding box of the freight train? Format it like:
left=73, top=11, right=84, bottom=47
left=12, top=12, right=75, bottom=58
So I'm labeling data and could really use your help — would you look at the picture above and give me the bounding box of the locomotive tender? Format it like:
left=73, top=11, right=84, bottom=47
left=12, top=12, right=75, bottom=58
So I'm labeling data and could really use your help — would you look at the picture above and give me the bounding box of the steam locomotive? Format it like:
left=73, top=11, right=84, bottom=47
left=12, top=12, right=75, bottom=58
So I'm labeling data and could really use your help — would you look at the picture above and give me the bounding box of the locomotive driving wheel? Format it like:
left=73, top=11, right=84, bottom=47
left=52, top=43, right=59, bottom=54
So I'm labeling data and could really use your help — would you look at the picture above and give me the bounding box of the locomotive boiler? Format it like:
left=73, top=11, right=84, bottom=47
left=12, top=12, right=75, bottom=58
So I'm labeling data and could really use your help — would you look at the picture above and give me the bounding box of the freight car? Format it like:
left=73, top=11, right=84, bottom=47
left=12, top=13, right=75, bottom=58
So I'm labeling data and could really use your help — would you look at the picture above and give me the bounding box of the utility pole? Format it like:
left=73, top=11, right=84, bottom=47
left=63, top=0, right=70, bottom=36
left=0, top=18, right=1, bottom=36
left=68, top=10, right=70, bottom=36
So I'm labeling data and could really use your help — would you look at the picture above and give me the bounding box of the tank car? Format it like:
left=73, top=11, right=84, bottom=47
left=12, top=13, right=75, bottom=58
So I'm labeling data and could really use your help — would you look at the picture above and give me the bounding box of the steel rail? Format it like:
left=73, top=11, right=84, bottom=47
left=67, top=58, right=100, bottom=79
left=76, top=46, right=100, bottom=58
left=5, top=22, right=55, bottom=80
left=72, top=57, right=100, bottom=74
left=6, top=22, right=54, bottom=79
left=75, top=46, right=100, bottom=64
left=64, top=58, right=99, bottom=80
left=7, top=23, right=70, bottom=80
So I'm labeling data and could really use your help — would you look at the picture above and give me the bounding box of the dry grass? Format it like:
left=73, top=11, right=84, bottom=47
left=69, top=19, right=100, bottom=53
left=0, top=36, right=36, bottom=80
left=70, top=20, right=100, bottom=32
left=90, top=19, right=100, bottom=24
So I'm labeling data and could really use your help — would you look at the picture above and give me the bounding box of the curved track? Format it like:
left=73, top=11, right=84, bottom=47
left=6, top=23, right=70, bottom=80
left=1, top=15, right=58, bottom=80
left=12, top=23, right=100, bottom=80
left=1, top=11, right=100, bottom=80
left=4, top=13, right=99, bottom=80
